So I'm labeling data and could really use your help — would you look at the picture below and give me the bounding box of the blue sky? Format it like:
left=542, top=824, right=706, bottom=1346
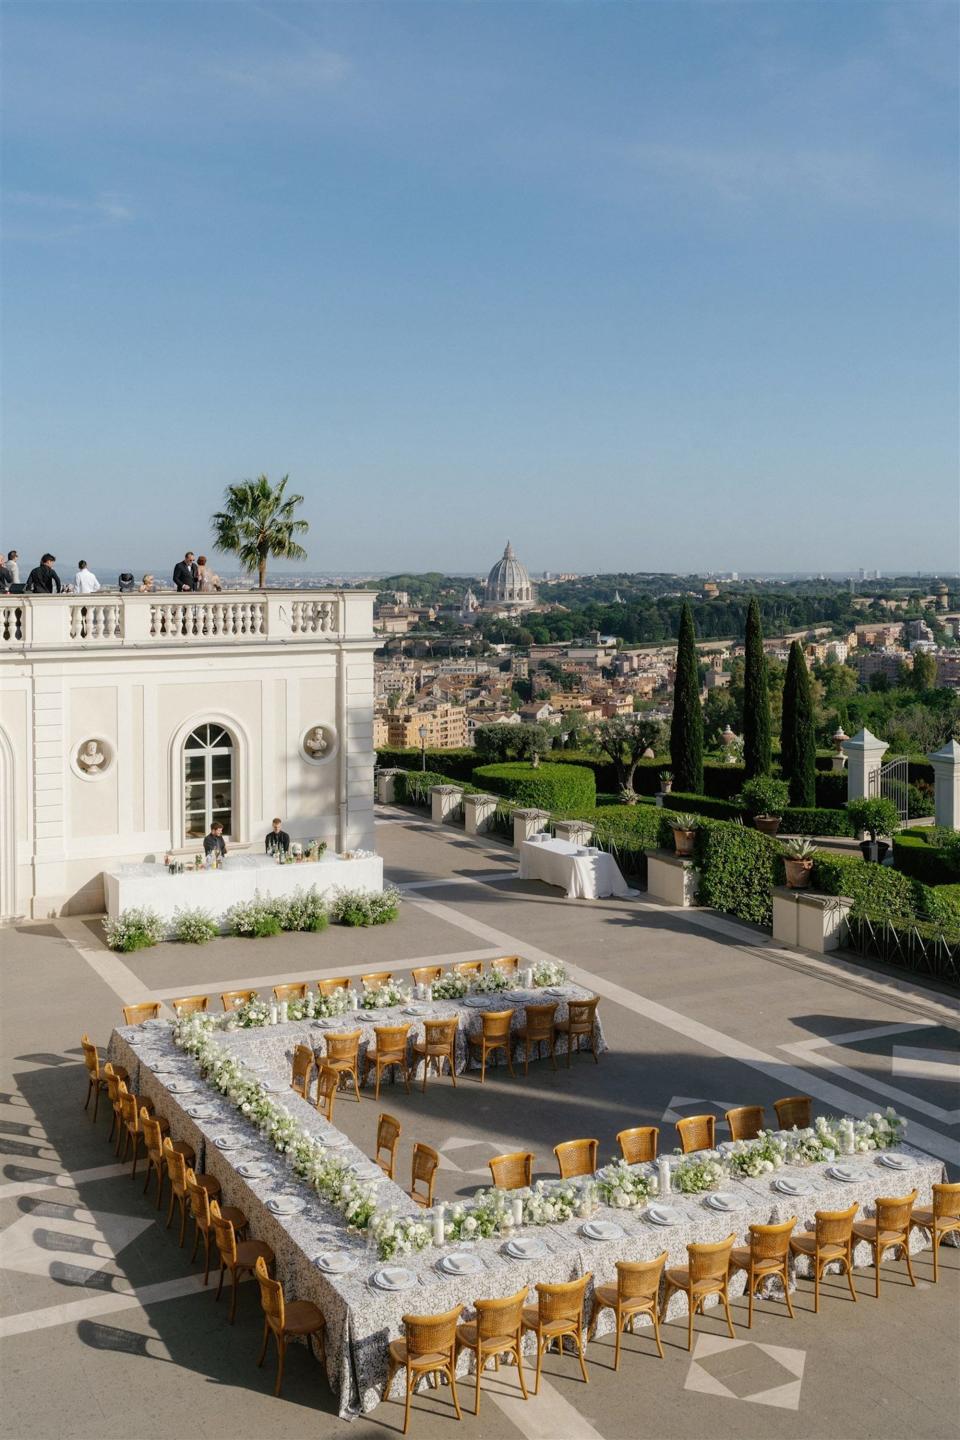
left=2, top=1, right=957, bottom=577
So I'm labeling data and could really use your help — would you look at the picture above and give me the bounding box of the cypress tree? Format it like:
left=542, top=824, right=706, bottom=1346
left=781, top=640, right=816, bottom=806
left=670, top=601, right=704, bottom=793
left=743, top=597, right=771, bottom=778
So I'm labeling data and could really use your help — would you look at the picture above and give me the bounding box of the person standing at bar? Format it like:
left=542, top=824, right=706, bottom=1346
left=265, top=817, right=290, bottom=858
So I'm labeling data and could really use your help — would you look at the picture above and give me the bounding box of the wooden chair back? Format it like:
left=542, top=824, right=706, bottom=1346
left=317, top=977, right=350, bottom=996
left=774, top=1095, right=812, bottom=1129
left=316, top=1065, right=338, bottom=1120
left=186, top=1168, right=211, bottom=1226
left=141, top=1108, right=163, bottom=1158
left=273, top=982, right=307, bottom=1002
left=480, top=1010, right=513, bottom=1044
left=325, top=1030, right=361, bottom=1064
left=725, top=1106, right=765, bottom=1142
left=554, top=1138, right=598, bottom=1179
left=209, top=1200, right=237, bottom=1266
left=411, top=1142, right=439, bottom=1206
left=474, top=1288, right=527, bottom=1341
left=535, top=1274, right=591, bottom=1325
left=163, top=1137, right=188, bottom=1195
left=171, top=994, right=209, bottom=1016
left=688, top=1235, right=736, bottom=1287
left=401, top=1306, right=462, bottom=1360
left=291, top=1043, right=314, bottom=1097
left=122, top=1003, right=160, bottom=1026
left=616, top=1253, right=668, bottom=1301
left=376, top=1113, right=401, bottom=1173
left=81, top=1034, right=100, bottom=1079
left=255, top=1254, right=285, bottom=1332
left=221, top=989, right=258, bottom=1011
left=422, top=1018, right=457, bottom=1050
left=411, top=966, right=442, bottom=986
left=361, top=971, right=392, bottom=988
left=491, top=955, right=521, bottom=977
left=872, top=1191, right=917, bottom=1236
left=676, top=1114, right=716, bottom=1154
left=746, top=1217, right=796, bottom=1261
left=118, top=1087, right=139, bottom=1131
left=617, top=1126, right=658, bottom=1163
left=103, top=1064, right=122, bottom=1107
left=373, top=1024, right=410, bottom=1060
left=455, top=960, right=483, bottom=978
left=814, top=1203, right=859, bottom=1246
left=932, top=1181, right=960, bottom=1220
left=564, top=998, right=598, bottom=1034
left=488, top=1152, right=533, bottom=1189
left=524, top=1003, right=557, bottom=1040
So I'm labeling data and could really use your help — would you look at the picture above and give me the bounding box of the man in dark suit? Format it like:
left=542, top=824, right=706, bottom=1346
left=25, top=554, right=63, bottom=593
left=202, top=822, right=227, bottom=861
left=173, top=552, right=199, bottom=591
left=265, top=818, right=290, bottom=857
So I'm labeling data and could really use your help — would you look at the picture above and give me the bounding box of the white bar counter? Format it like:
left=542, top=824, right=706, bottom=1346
left=104, top=851, right=383, bottom=921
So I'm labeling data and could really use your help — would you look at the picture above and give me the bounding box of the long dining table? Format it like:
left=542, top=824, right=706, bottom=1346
left=108, top=1019, right=945, bottom=1419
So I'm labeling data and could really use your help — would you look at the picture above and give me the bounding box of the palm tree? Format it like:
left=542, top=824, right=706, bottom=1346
left=210, top=474, right=308, bottom=588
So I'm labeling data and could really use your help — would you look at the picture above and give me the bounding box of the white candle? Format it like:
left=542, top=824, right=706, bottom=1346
left=524, top=967, right=534, bottom=989
left=432, top=1204, right=446, bottom=1247
left=269, top=1003, right=279, bottom=1026
left=657, top=1158, right=671, bottom=1196
left=511, top=1195, right=524, bottom=1228
left=279, top=1001, right=289, bottom=1023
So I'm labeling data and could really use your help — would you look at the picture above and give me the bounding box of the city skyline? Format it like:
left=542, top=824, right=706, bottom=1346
left=3, top=1, right=958, bottom=572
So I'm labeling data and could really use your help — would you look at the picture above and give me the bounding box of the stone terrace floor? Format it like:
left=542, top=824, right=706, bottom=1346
left=1, top=807, right=958, bottom=1440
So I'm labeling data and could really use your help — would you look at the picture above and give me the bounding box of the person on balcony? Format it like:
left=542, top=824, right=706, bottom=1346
left=25, top=554, right=62, bottom=593
left=0, top=555, right=13, bottom=593
left=265, top=818, right=290, bottom=857
left=6, top=551, right=19, bottom=586
left=74, top=560, right=101, bottom=595
left=173, top=552, right=199, bottom=591
left=202, top=822, right=227, bottom=861
left=196, top=555, right=222, bottom=592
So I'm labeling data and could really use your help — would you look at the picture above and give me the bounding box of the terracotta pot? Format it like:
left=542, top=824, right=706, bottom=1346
left=784, top=857, right=813, bottom=890
left=660, top=779, right=673, bottom=794
left=753, top=815, right=782, bottom=837
left=672, top=827, right=696, bottom=857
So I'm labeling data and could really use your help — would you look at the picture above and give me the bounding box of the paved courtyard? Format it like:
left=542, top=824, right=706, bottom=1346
left=1, top=809, right=958, bottom=1440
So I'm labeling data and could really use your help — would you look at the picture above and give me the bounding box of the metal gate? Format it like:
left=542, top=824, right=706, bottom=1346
left=868, top=754, right=910, bottom=824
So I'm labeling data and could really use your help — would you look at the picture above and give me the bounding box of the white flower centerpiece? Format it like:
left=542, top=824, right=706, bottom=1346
left=725, top=1131, right=790, bottom=1179
left=474, top=968, right=511, bottom=994
left=369, top=1210, right=431, bottom=1261
left=431, top=971, right=469, bottom=1000
left=532, top=960, right=567, bottom=988
left=596, top=1160, right=654, bottom=1209
left=360, top=980, right=406, bottom=1010
left=672, top=1151, right=728, bottom=1194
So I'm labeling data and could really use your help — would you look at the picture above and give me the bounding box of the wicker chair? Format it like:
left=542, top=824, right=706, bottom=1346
left=488, top=1152, right=534, bottom=1190
left=588, top=1253, right=667, bottom=1369
left=80, top=1034, right=127, bottom=1123
left=102, top=1067, right=127, bottom=1151
left=515, top=1003, right=558, bottom=1075
left=466, top=1010, right=516, bottom=1083
left=410, top=1142, right=439, bottom=1208
left=290, top=1043, right=315, bottom=1102
left=521, top=1275, right=592, bottom=1394
left=273, top=982, right=308, bottom=1003
left=141, top=1108, right=193, bottom=1208
left=385, top=1305, right=464, bottom=1434
left=170, top=994, right=209, bottom=1017
left=852, top=1191, right=918, bottom=1298
left=910, top=1181, right=960, bottom=1282
left=725, top=1106, right=766, bottom=1142
left=412, top=1018, right=458, bottom=1093
left=789, top=1203, right=859, bottom=1312
left=490, top=955, right=521, bottom=979
left=411, top=966, right=442, bottom=987
left=163, top=1138, right=220, bottom=1246
left=774, top=1095, right=812, bottom=1130
left=221, top=989, right=258, bottom=1012
left=375, top=1113, right=402, bottom=1180
left=186, top=1169, right=247, bottom=1285
left=363, top=1023, right=411, bottom=1100
left=616, top=1126, right=659, bottom=1164
left=317, top=977, right=350, bottom=996
left=662, top=1235, right=736, bottom=1351
left=254, top=1255, right=326, bottom=1398
left=729, top=1218, right=796, bottom=1327
left=209, top=1202, right=275, bottom=1324
left=554, top=997, right=600, bottom=1067
left=361, top=971, right=392, bottom=988
left=554, top=1138, right=599, bottom=1180
left=118, top=1087, right=155, bottom=1177
left=122, top=1002, right=160, bottom=1026
left=675, top=1114, right=716, bottom=1154
left=315, top=1064, right=339, bottom=1123
left=456, top=1288, right=529, bottom=1415
left=324, top=1029, right=362, bottom=1103
left=455, top=960, right=483, bottom=978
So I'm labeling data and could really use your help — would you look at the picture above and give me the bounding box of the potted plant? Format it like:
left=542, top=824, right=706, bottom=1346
left=660, top=770, right=674, bottom=794
left=847, top=796, right=899, bottom=863
left=783, top=836, right=816, bottom=889
left=667, top=812, right=699, bottom=857
left=738, top=776, right=789, bottom=837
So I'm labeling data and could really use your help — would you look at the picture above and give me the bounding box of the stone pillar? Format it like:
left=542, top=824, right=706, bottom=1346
left=430, top=785, right=463, bottom=825
left=646, top=850, right=696, bottom=906
left=772, top=888, right=853, bottom=954
left=512, top=808, right=551, bottom=849
left=463, top=793, right=498, bottom=835
left=928, top=739, right=960, bottom=830
left=554, top=819, right=594, bottom=845
left=841, top=727, right=888, bottom=804
left=376, top=768, right=403, bottom=804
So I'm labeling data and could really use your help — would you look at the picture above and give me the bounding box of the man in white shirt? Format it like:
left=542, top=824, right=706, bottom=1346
left=74, top=560, right=101, bottom=594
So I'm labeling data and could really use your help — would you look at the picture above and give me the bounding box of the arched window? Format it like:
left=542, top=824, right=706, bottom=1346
left=183, top=724, right=234, bottom=839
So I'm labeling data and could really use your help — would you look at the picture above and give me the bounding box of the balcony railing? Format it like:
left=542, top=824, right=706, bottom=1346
left=0, top=590, right=373, bottom=650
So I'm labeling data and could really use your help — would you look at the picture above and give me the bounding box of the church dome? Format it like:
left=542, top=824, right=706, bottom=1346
left=484, top=541, right=534, bottom=608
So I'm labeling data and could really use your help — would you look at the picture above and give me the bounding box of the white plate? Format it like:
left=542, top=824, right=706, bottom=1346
left=704, top=1192, right=747, bottom=1212
left=237, top=1162, right=272, bottom=1179
left=165, top=1080, right=199, bottom=1094
left=402, top=1006, right=427, bottom=1016
left=316, top=1131, right=347, bottom=1148
left=351, top=1163, right=383, bottom=1181
left=185, top=1105, right=215, bottom=1119
left=462, top=996, right=489, bottom=1007
left=645, top=1205, right=682, bottom=1226
left=267, top=1195, right=304, bottom=1216
left=438, top=1252, right=484, bottom=1276
left=371, top=1266, right=416, bottom=1291
left=773, top=1178, right=815, bottom=1197
left=877, top=1153, right=911, bottom=1169
left=505, top=1237, right=546, bottom=1260
left=314, top=1251, right=357, bottom=1275
left=826, top=1166, right=860, bottom=1183
left=581, top=1220, right=624, bottom=1242
left=213, top=1135, right=243, bottom=1150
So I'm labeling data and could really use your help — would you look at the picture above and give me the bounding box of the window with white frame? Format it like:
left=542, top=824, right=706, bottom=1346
left=183, top=724, right=234, bottom=839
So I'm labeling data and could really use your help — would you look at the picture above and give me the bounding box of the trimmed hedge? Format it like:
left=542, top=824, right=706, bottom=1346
left=814, top=771, right=848, bottom=808
left=810, top=853, right=915, bottom=921
left=893, top=830, right=960, bottom=887
left=473, top=762, right=596, bottom=812
left=662, top=792, right=854, bottom=836
left=377, top=747, right=477, bottom=783
left=663, top=792, right=740, bottom=821
left=912, top=882, right=960, bottom=930
left=693, top=819, right=783, bottom=927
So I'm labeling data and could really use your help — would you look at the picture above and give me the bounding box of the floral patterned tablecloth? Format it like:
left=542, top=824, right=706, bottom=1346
left=108, top=1021, right=944, bottom=1419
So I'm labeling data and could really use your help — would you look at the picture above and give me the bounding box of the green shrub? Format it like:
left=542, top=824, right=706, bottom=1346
left=225, top=898, right=283, bottom=938
left=912, top=882, right=960, bottom=930
left=273, top=887, right=329, bottom=932
left=662, top=792, right=741, bottom=821
left=330, top=886, right=401, bottom=926
left=846, top=796, right=900, bottom=840
left=171, top=907, right=219, bottom=944
left=104, top=907, right=166, bottom=952
left=738, top=776, right=790, bottom=817
left=473, top=762, right=596, bottom=812
left=814, top=771, right=848, bottom=808
left=893, top=829, right=960, bottom=886
left=781, top=807, right=855, bottom=837
left=810, top=853, right=915, bottom=920
left=693, top=819, right=783, bottom=927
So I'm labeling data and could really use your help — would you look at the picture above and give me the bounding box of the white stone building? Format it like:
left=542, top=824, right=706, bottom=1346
left=0, top=589, right=376, bottom=919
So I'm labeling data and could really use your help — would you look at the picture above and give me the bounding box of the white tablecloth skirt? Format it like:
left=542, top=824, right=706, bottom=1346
left=518, top=836, right=637, bottom=899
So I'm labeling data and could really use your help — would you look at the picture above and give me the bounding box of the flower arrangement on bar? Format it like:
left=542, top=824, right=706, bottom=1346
left=431, top=971, right=469, bottom=1000
left=672, top=1152, right=728, bottom=1193
left=596, top=1160, right=654, bottom=1209
left=369, top=1211, right=432, bottom=1261
left=360, top=979, right=406, bottom=1010
left=532, top=960, right=567, bottom=987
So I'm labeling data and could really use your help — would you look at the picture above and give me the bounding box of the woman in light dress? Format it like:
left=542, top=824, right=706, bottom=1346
left=195, top=555, right=222, bottom=592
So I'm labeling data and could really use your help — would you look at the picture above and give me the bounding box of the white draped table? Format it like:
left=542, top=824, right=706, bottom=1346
left=103, top=852, right=383, bottom=922
left=518, top=836, right=637, bottom=899
left=108, top=1021, right=944, bottom=1419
